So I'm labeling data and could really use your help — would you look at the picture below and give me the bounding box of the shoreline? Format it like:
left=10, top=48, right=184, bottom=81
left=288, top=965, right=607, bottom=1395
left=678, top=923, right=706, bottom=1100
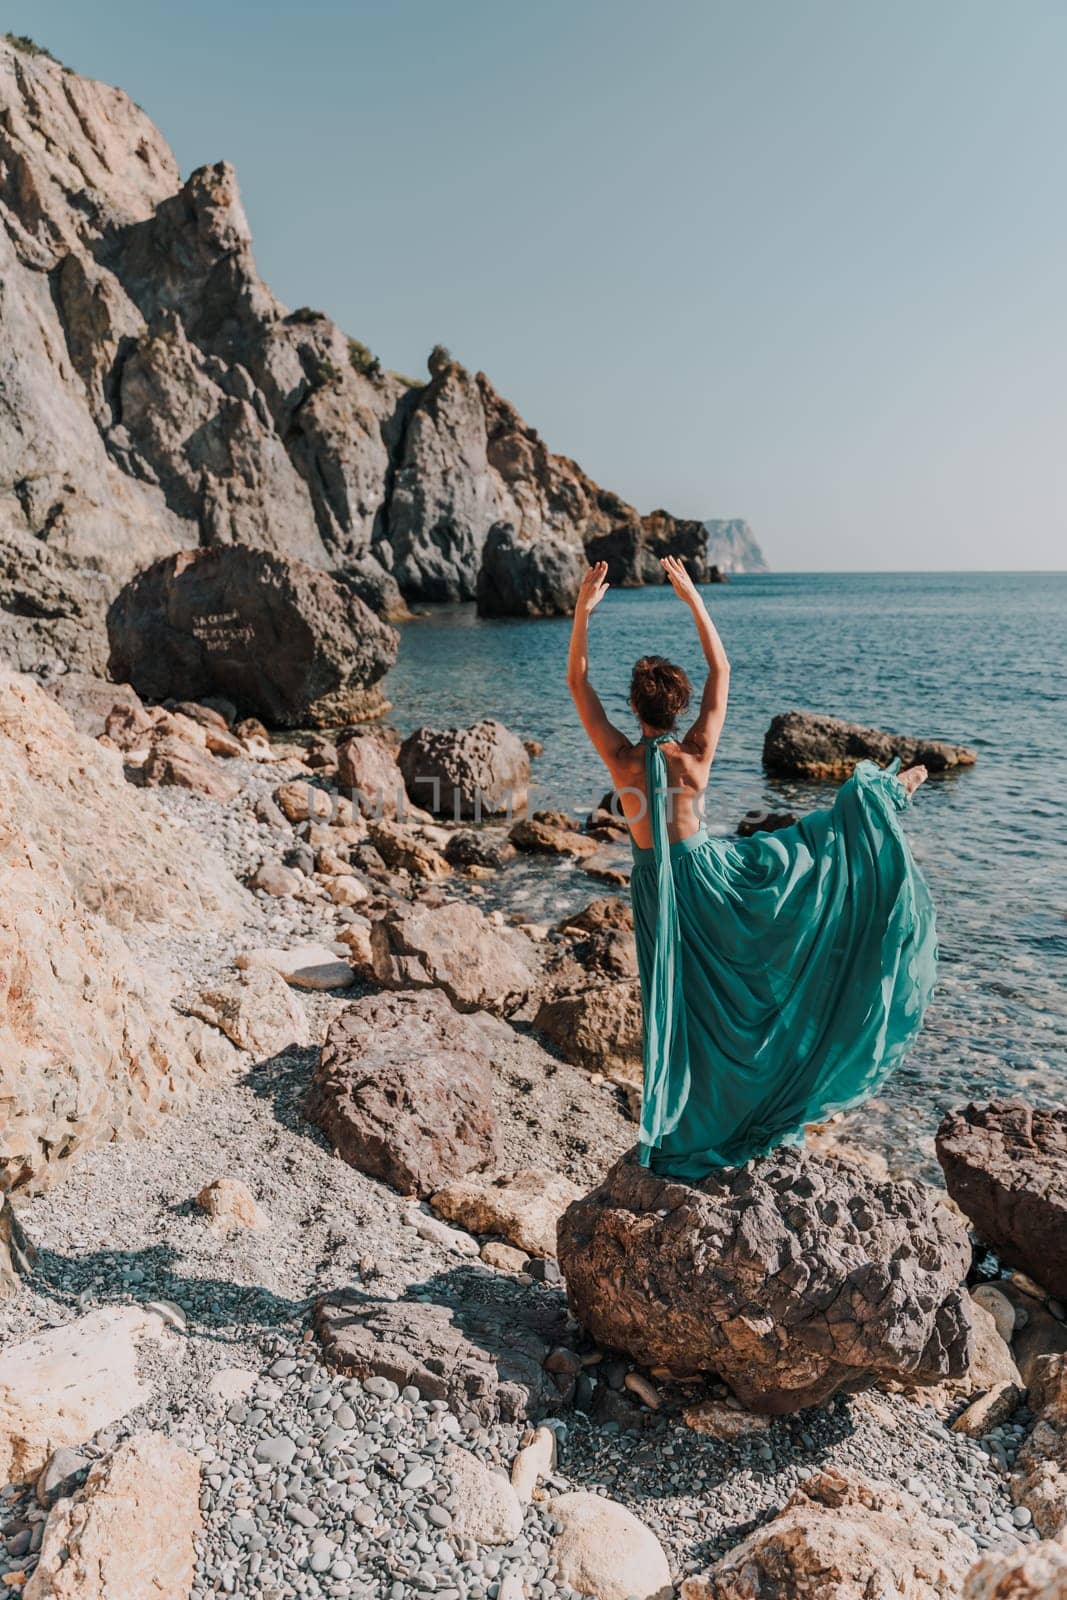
left=1, top=720, right=1059, bottom=1598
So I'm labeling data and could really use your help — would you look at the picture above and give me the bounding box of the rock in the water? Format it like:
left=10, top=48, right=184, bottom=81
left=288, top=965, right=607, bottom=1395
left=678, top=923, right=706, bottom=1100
left=763, top=710, right=976, bottom=780
left=737, top=807, right=799, bottom=838
left=510, top=811, right=601, bottom=859
left=445, top=1445, right=524, bottom=1543
left=0, top=1307, right=164, bottom=1484
left=195, top=1177, right=269, bottom=1232
left=398, top=719, right=530, bottom=819
left=549, top=1491, right=672, bottom=1600
left=306, top=990, right=498, bottom=1196
left=431, top=1169, right=582, bottom=1258
left=0, top=1195, right=34, bottom=1297
left=336, top=732, right=405, bottom=816
left=236, top=943, right=355, bottom=991
left=962, top=1532, right=1067, bottom=1600
left=703, top=518, right=769, bottom=575
left=682, top=1468, right=976, bottom=1600
left=444, top=829, right=518, bottom=870
left=936, top=1101, right=1067, bottom=1298
left=370, top=898, right=536, bottom=1015
left=189, top=966, right=310, bottom=1057
left=366, top=817, right=451, bottom=879
left=25, top=1432, right=200, bottom=1600
left=557, top=1149, right=974, bottom=1413
left=107, top=546, right=398, bottom=727
left=476, top=521, right=586, bottom=617
left=314, top=1286, right=571, bottom=1422
left=1013, top=1354, right=1067, bottom=1539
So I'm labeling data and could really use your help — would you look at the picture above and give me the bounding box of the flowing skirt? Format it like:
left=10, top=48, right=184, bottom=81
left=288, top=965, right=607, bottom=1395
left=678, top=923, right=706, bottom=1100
left=630, top=760, right=938, bottom=1178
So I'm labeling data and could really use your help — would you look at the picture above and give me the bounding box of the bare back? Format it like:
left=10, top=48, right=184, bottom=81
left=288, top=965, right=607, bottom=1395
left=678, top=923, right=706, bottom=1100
left=606, top=740, right=710, bottom=850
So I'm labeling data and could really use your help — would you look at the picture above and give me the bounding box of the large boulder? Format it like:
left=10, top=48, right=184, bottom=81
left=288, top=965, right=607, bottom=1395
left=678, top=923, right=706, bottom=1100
left=936, top=1102, right=1067, bottom=1298
left=25, top=1432, right=201, bottom=1600
left=681, top=1468, right=977, bottom=1600
left=557, top=1150, right=974, bottom=1413
left=106, top=546, right=398, bottom=727
left=398, top=719, right=530, bottom=819
left=370, top=899, right=537, bottom=1015
left=476, top=522, right=585, bottom=617
left=305, top=990, right=498, bottom=1196
left=314, top=1284, right=572, bottom=1422
left=763, top=710, right=976, bottom=780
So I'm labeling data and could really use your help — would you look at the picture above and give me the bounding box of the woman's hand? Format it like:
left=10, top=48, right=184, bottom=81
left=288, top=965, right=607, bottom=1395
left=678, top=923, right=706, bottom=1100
left=660, top=555, right=702, bottom=607
left=577, top=560, right=610, bottom=616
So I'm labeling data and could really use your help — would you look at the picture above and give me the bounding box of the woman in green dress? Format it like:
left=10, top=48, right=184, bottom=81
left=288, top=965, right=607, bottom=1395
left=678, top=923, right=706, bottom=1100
left=566, top=556, right=937, bottom=1179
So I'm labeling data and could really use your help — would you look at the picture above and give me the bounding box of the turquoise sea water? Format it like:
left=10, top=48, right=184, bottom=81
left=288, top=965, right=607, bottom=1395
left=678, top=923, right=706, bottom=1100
left=387, top=572, right=1066, bottom=1168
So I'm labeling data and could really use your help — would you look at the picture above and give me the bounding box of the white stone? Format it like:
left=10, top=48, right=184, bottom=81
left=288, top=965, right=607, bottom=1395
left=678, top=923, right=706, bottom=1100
left=550, top=1491, right=672, bottom=1600
left=447, top=1447, right=524, bottom=1544
left=0, top=1308, right=163, bottom=1484
left=236, top=943, right=355, bottom=990
left=511, top=1426, right=557, bottom=1503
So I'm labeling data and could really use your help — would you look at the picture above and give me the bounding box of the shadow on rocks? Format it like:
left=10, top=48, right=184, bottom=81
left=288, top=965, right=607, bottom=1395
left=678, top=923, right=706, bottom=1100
left=240, top=1042, right=327, bottom=1139
left=25, top=1240, right=309, bottom=1344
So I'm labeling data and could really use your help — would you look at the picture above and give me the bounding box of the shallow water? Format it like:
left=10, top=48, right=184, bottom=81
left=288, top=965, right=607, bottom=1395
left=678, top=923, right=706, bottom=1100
left=387, top=572, right=1067, bottom=1169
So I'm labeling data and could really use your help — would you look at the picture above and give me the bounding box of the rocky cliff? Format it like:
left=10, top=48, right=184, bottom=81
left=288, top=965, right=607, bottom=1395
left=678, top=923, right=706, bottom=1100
left=703, top=518, right=769, bottom=573
left=0, top=36, right=713, bottom=674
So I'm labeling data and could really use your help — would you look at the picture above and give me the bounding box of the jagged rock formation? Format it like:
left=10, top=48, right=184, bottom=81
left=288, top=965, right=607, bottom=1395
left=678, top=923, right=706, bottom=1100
left=0, top=37, right=718, bottom=673
left=557, top=1149, right=974, bottom=1413
left=937, top=1102, right=1067, bottom=1299
left=703, top=518, right=769, bottom=574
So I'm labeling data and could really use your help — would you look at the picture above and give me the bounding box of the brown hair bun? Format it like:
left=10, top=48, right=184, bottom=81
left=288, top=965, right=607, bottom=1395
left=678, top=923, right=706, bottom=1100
left=629, top=655, right=692, bottom=730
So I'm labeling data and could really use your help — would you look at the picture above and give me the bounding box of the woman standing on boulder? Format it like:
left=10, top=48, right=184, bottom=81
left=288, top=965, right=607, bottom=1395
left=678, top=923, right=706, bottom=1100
left=566, top=556, right=937, bottom=1179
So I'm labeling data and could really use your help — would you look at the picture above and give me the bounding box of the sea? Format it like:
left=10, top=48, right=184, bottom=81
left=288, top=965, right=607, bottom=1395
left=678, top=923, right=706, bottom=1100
left=386, top=571, right=1067, bottom=1172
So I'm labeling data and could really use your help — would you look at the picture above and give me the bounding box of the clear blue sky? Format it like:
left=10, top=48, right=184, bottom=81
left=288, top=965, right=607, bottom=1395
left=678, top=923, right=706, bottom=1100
left=12, top=1, right=1067, bottom=569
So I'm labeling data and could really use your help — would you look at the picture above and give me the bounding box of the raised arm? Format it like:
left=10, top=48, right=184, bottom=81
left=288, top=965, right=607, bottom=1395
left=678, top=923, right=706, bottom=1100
left=567, top=562, right=632, bottom=769
left=660, top=556, right=730, bottom=767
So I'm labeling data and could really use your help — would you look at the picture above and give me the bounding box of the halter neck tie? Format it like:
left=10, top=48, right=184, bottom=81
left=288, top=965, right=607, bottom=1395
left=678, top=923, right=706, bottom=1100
left=637, top=733, right=689, bottom=1162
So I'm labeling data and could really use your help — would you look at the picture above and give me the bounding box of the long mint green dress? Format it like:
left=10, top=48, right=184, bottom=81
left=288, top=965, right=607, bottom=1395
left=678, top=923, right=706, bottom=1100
left=631, top=734, right=937, bottom=1178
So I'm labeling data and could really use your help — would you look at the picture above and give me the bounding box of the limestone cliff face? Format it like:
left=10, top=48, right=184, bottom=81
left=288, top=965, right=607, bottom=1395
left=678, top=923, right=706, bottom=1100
left=0, top=37, right=716, bottom=667
left=703, top=518, right=769, bottom=573
left=0, top=670, right=249, bottom=1189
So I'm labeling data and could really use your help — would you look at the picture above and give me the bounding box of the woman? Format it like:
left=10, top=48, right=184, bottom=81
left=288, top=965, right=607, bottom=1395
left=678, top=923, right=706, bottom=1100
left=566, top=556, right=937, bottom=1178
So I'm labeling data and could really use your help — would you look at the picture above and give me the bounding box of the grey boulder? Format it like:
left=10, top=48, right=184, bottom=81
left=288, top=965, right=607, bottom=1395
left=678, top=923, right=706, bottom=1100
left=106, top=546, right=398, bottom=727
